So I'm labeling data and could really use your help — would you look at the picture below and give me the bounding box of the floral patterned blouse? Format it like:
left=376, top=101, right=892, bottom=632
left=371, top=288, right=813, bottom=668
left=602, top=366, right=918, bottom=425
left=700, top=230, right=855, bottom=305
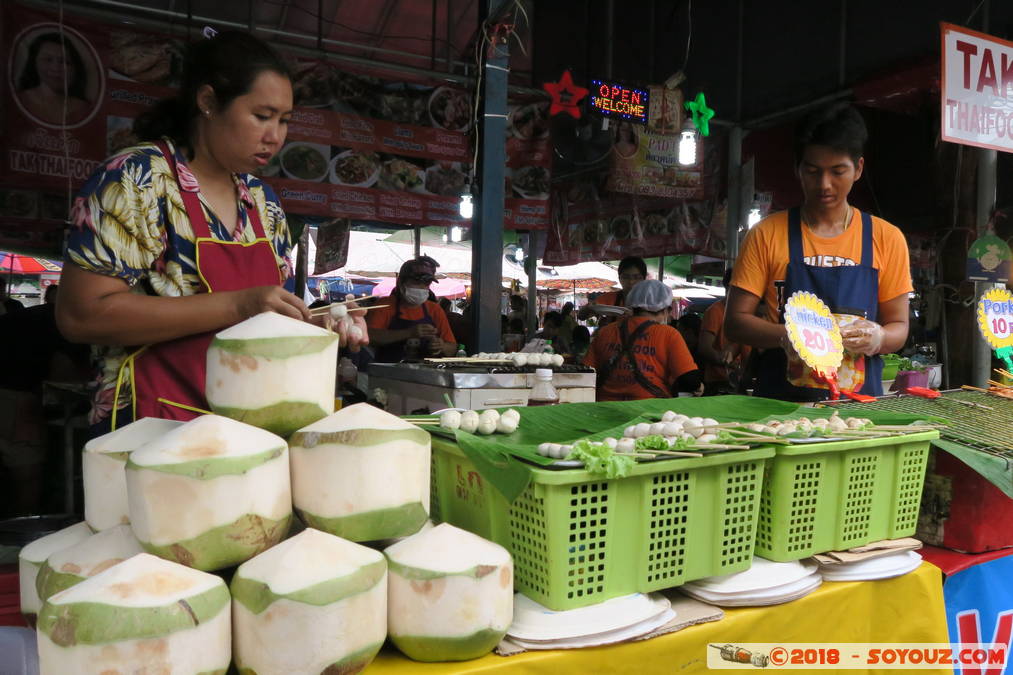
left=66, top=139, right=293, bottom=426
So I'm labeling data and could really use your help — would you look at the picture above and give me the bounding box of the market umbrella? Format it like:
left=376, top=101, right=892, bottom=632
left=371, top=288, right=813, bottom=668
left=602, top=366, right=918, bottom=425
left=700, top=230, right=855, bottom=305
left=1, top=252, right=62, bottom=295
left=371, top=276, right=467, bottom=299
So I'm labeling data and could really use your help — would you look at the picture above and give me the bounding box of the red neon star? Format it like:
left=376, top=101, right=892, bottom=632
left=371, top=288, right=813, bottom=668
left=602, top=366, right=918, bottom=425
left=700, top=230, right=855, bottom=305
left=542, top=70, right=588, bottom=119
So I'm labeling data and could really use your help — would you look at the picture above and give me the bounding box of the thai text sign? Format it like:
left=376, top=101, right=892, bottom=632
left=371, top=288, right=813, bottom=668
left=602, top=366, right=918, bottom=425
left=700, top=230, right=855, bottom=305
left=941, top=22, right=1013, bottom=153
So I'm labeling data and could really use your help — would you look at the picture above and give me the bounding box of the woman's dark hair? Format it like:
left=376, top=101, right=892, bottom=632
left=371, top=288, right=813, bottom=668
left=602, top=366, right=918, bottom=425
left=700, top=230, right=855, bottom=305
left=18, top=33, right=88, bottom=100
left=572, top=325, right=591, bottom=345
left=618, top=256, right=647, bottom=278
left=134, top=31, right=290, bottom=151
left=561, top=301, right=574, bottom=315
left=542, top=311, right=562, bottom=328
left=793, top=102, right=868, bottom=167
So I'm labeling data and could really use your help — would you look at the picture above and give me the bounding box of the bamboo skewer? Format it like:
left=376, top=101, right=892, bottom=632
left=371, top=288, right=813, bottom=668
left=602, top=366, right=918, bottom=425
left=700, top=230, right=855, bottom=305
left=309, top=304, right=388, bottom=316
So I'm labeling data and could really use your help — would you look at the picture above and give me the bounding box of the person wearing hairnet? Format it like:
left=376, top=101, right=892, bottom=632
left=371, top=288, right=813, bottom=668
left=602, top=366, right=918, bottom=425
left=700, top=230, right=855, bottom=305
left=367, top=256, right=457, bottom=360
left=584, top=280, right=703, bottom=401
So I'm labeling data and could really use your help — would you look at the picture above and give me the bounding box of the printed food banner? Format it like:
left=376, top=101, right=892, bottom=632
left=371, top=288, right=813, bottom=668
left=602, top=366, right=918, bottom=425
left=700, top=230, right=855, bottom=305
left=543, top=179, right=725, bottom=266
left=0, top=2, right=551, bottom=247
left=606, top=120, right=705, bottom=200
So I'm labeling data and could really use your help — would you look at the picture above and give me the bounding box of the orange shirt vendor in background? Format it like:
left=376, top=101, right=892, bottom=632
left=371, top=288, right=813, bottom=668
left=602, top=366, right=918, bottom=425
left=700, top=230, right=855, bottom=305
left=698, top=269, right=751, bottom=393
left=585, top=280, right=703, bottom=401
left=578, top=256, right=646, bottom=326
left=367, top=256, right=456, bottom=361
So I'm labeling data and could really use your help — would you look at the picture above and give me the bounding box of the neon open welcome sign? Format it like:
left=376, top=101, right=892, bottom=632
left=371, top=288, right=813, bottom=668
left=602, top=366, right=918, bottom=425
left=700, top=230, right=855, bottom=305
left=589, top=79, right=650, bottom=124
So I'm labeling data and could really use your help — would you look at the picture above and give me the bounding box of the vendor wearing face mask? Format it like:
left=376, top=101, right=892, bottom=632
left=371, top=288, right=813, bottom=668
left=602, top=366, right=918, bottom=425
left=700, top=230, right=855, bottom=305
left=367, top=256, right=458, bottom=361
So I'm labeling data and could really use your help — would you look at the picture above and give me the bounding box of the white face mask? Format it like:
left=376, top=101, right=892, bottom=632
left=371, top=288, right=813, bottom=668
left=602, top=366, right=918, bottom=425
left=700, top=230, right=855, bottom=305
left=403, top=287, right=430, bottom=306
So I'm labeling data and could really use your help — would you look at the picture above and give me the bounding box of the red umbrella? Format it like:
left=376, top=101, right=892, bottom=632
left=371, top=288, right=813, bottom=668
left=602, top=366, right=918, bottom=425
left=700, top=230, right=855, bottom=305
left=0, top=253, right=61, bottom=274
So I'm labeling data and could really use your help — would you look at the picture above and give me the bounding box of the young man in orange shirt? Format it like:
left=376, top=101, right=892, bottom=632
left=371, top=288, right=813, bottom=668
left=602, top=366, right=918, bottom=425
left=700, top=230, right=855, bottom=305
left=725, top=103, right=912, bottom=401
left=367, top=256, right=457, bottom=360
left=584, top=280, right=703, bottom=401
left=578, top=256, right=646, bottom=325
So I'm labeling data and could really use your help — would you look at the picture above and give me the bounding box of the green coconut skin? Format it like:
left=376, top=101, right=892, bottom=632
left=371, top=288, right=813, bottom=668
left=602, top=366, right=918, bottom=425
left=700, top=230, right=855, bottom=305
left=35, top=564, right=85, bottom=605
left=126, top=446, right=285, bottom=481
left=37, top=583, right=230, bottom=647
left=391, top=628, right=506, bottom=662
left=211, top=335, right=337, bottom=360
left=296, top=502, right=427, bottom=542
left=140, top=513, right=292, bottom=571
left=210, top=401, right=330, bottom=438
left=237, top=640, right=384, bottom=675
left=386, top=558, right=500, bottom=582
left=231, top=558, right=386, bottom=614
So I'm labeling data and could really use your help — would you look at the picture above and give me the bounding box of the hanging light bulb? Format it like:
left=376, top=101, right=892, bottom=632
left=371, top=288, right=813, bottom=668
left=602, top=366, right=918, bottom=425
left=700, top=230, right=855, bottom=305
left=450, top=225, right=463, bottom=242
left=515, top=246, right=525, bottom=263
left=459, top=193, right=473, bottom=219
left=747, top=207, right=762, bottom=228
left=678, top=127, right=697, bottom=166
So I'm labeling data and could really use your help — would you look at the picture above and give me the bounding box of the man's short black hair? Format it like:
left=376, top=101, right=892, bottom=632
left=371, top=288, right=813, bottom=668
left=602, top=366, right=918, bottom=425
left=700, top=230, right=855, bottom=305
left=793, top=102, right=868, bottom=167
left=543, top=311, right=563, bottom=328
left=618, top=256, right=647, bottom=277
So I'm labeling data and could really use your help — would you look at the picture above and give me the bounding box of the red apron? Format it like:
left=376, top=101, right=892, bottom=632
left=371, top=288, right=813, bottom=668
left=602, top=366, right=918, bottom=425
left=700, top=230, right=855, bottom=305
left=111, top=142, right=283, bottom=429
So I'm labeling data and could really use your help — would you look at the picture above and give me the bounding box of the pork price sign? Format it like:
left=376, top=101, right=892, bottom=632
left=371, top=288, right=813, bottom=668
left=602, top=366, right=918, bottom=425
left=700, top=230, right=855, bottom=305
left=941, top=22, right=1013, bottom=153
left=783, top=291, right=843, bottom=371
left=977, top=287, right=1013, bottom=349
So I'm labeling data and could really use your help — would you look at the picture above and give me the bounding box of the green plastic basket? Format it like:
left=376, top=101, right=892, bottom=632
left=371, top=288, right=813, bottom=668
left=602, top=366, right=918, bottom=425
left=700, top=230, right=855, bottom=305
left=755, top=431, right=936, bottom=562
left=431, top=439, right=775, bottom=611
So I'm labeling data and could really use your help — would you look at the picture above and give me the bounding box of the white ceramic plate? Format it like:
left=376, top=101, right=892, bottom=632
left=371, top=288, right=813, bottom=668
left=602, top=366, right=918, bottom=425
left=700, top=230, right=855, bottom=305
left=328, top=150, right=380, bottom=187
left=685, top=556, right=818, bottom=594
left=279, top=142, right=330, bottom=182
left=683, top=576, right=822, bottom=607
left=684, top=572, right=822, bottom=600
left=508, top=592, right=671, bottom=642
left=593, top=304, right=628, bottom=316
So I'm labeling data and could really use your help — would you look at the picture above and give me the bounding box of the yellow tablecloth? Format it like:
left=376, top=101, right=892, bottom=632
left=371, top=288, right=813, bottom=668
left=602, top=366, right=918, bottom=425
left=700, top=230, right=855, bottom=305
left=370, top=562, right=949, bottom=674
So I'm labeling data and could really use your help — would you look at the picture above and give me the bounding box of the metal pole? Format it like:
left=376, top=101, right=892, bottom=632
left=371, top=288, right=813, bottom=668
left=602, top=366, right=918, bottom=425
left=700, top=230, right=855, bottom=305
left=471, top=0, right=510, bottom=352
left=413, top=225, right=422, bottom=258
left=726, top=126, right=743, bottom=264
left=838, top=0, right=847, bottom=87
left=295, top=225, right=309, bottom=301
left=525, top=233, right=538, bottom=337
left=971, top=1, right=995, bottom=389
left=658, top=255, right=665, bottom=283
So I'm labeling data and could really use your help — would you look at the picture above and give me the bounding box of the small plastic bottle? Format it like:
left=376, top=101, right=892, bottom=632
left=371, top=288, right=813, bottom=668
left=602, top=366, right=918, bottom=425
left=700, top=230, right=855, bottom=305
left=339, top=357, right=357, bottom=387
left=543, top=339, right=554, bottom=354
left=456, top=344, right=468, bottom=357
left=528, top=368, right=560, bottom=406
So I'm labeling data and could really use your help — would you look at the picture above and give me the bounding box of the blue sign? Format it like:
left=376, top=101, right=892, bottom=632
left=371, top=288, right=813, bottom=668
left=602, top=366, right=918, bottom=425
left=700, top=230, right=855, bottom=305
left=945, top=554, right=1013, bottom=674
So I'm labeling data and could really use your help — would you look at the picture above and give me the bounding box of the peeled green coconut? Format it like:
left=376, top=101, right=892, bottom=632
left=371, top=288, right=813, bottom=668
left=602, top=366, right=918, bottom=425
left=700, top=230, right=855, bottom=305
left=18, top=521, right=92, bottom=627
left=126, top=414, right=292, bottom=571
left=37, top=552, right=231, bottom=675
left=385, top=523, right=513, bottom=662
left=206, top=311, right=339, bottom=437
left=35, top=524, right=143, bottom=606
left=83, top=417, right=183, bottom=531
left=289, top=403, right=430, bottom=542
left=231, top=528, right=387, bottom=675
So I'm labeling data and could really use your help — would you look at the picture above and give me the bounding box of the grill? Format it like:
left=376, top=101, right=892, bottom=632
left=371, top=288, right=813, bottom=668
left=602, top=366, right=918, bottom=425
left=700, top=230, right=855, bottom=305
left=831, top=390, right=1013, bottom=457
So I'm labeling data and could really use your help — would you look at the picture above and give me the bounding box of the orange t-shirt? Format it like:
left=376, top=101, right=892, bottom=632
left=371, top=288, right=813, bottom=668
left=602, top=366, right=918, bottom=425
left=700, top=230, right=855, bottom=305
left=366, top=299, right=456, bottom=344
left=584, top=316, right=698, bottom=401
left=700, top=299, right=752, bottom=383
left=731, top=209, right=912, bottom=324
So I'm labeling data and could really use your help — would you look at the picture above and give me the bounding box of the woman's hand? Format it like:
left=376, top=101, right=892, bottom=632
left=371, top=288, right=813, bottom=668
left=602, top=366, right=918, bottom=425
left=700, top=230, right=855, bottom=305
left=342, top=298, right=370, bottom=351
left=232, top=286, right=310, bottom=322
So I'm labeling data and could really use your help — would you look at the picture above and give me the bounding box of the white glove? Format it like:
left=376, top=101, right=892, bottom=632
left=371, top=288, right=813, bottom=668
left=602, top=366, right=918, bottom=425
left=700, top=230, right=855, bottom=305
left=840, top=319, right=885, bottom=356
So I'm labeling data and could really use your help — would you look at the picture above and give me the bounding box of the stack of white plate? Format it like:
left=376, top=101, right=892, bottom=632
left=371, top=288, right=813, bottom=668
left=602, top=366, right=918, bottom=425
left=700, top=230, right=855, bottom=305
left=681, top=557, right=822, bottom=607
left=819, top=550, right=922, bottom=582
left=506, top=592, right=676, bottom=650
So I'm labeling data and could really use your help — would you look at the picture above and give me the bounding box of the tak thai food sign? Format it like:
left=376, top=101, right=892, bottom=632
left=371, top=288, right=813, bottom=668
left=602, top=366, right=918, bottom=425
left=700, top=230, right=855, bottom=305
left=940, top=22, right=1013, bottom=153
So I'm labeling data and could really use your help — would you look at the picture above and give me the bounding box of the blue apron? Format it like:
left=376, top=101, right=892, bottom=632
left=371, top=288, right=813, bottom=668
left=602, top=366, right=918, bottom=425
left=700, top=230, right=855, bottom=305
left=755, top=207, right=884, bottom=401
left=375, top=297, right=435, bottom=362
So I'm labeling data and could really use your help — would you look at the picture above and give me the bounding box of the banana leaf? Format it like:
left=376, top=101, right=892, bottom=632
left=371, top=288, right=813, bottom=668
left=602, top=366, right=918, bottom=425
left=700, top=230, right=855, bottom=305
left=414, top=396, right=801, bottom=502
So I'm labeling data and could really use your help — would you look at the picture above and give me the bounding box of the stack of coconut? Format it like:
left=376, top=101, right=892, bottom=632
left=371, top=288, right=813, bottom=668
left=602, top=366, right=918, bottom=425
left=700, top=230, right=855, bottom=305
left=19, top=312, right=513, bottom=674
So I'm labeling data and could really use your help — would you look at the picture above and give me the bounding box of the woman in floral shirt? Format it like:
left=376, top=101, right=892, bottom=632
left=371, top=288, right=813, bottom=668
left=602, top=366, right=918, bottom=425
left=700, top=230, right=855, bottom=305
left=58, top=32, right=326, bottom=433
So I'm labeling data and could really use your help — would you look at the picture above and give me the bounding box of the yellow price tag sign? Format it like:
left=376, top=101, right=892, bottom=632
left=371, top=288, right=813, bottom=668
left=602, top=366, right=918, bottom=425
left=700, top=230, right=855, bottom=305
left=977, top=287, right=1013, bottom=350
left=783, top=291, right=843, bottom=371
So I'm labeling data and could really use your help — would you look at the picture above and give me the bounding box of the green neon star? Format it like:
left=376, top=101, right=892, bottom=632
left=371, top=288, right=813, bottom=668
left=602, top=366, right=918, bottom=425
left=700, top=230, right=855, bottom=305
left=684, top=92, right=715, bottom=137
